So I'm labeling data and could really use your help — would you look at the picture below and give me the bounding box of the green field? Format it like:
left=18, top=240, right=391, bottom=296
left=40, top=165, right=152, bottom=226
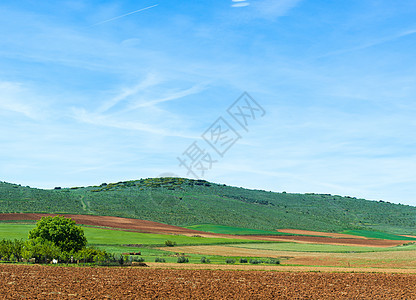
left=185, top=224, right=293, bottom=235
left=341, top=230, right=416, bottom=241
left=0, top=223, right=261, bottom=246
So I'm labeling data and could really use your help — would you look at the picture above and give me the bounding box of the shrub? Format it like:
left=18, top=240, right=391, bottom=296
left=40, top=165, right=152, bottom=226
left=132, top=256, right=145, bottom=262
left=165, top=240, right=177, bottom=247
left=239, top=258, right=248, bottom=263
left=226, top=258, right=235, bottom=264
left=155, top=257, right=166, bottom=263
left=177, top=256, right=189, bottom=263
left=249, top=259, right=263, bottom=264
left=200, top=256, right=210, bottom=263
left=74, top=247, right=109, bottom=263
left=266, top=258, right=280, bottom=265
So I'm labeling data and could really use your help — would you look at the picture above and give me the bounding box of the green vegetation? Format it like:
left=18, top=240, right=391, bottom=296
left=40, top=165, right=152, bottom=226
left=164, top=240, right=177, bottom=247
left=0, top=223, right=261, bottom=246
left=177, top=256, right=189, bottom=263
left=341, top=230, right=416, bottom=241
left=186, top=224, right=290, bottom=235
left=1, top=177, right=416, bottom=234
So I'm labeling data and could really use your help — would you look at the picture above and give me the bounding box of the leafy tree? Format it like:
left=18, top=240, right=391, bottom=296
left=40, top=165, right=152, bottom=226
left=28, top=216, right=87, bottom=253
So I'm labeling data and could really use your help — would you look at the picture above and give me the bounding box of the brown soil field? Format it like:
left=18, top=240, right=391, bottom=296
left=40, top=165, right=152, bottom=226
left=0, top=213, right=408, bottom=247
left=277, top=229, right=368, bottom=239
left=1, top=264, right=416, bottom=299
left=160, top=245, right=416, bottom=269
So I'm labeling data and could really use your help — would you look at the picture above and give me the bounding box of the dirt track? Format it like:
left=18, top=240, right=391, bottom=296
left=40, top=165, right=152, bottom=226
left=0, top=213, right=408, bottom=247
left=1, top=264, right=416, bottom=299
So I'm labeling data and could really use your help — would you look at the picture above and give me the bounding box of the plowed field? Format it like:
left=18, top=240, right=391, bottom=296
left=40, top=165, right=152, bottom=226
left=1, top=265, right=415, bottom=299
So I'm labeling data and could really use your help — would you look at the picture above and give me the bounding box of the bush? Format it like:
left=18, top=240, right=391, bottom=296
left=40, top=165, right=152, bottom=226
left=239, top=258, right=248, bottom=263
left=177, top=256, right=189, bottom=263
left=74, top=247, right=109, bottom=263
left=200, top=256, right=210, bottom=263
left=165, top=240, right=177, bottom=247
left=226, top=258, right=235, bottom=264
left=155, top=257, right=166, bottom=263
left=132, top=256, right=145, bottom=262
left=249, top=259, right=263, bottom=264
left=266, top=258, right=280, bottom=265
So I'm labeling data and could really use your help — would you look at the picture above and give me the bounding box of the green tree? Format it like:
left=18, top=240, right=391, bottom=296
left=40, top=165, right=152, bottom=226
left=28, top=216, right=87, bottom=253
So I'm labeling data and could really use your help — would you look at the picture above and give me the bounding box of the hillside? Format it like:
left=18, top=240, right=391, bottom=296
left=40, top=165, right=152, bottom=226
left=0, top=178, right=415, bottom=234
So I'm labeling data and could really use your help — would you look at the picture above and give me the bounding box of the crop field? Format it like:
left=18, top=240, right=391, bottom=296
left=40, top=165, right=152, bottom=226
left=0, top=223, right=262, bottom=246
left=185, top=224, right=292, bottom=235
left=1, top=265, right=416, bottom=299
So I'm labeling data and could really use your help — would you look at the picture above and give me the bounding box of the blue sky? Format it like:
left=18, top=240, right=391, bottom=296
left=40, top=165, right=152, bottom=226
left=0, top=0, right=415, bottom=205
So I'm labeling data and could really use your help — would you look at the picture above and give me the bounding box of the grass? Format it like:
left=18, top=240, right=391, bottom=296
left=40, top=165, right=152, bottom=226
left=341, top=230, right=416, bottom=241
left=185, top=224, right=293, bottom=235
left=81, top=226, right=260, bottom=246
left=0, top=223, right=263, bottom=246
left=0, top=223, right=33, bottom=240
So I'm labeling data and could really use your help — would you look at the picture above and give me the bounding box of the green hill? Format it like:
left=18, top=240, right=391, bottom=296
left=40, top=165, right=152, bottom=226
left=0, top=178, right=415, bottom=235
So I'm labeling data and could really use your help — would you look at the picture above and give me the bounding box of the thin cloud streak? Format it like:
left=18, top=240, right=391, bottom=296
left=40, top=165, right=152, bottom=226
left=129, top=83, right=207, bottom=109
left=92, top=4, right=159, bottom=26
left=72, top=108, right=197, bottom=139
left=97, top=73, right=161, bottom=113
left=319, top=29, right=416, bottom=58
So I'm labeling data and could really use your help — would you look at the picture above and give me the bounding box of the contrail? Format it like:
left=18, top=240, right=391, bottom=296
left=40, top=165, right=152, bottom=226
left=92, top=4, right=158, bottom=26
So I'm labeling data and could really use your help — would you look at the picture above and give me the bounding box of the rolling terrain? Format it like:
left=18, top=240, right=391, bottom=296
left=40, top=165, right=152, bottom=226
left=1, top=177, right=415, bottom=235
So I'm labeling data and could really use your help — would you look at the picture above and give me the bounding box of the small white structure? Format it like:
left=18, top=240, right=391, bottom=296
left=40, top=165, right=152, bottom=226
left=52, top=259, right=58, bottom=264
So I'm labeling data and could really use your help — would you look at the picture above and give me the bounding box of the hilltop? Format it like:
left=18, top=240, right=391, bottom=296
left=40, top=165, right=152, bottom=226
left=0, top=178, right=415, bottom=234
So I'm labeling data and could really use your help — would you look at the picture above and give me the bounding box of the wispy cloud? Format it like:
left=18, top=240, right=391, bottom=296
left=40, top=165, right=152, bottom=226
left=129, top=83, right=207, bottom=109
left=252, top=0, right=302, bottom=19
left=72, top=107, right=196, bottom=139
left=97, top=73, right=161, bottom=113
left=92, top=4, right=159, bottom=26
left=0, top=82, right=43, bottom=120
left=320, top=29, right=416, bottom=58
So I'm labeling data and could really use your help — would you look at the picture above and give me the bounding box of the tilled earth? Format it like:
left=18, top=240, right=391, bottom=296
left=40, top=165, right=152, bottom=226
left=1, top=265, right=416, bottom=299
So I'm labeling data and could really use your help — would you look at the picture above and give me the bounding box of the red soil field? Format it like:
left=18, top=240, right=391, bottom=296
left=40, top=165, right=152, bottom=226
left=0, top=213, right=408, bottom=247
left=1, top=265, right=415, bottom=299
